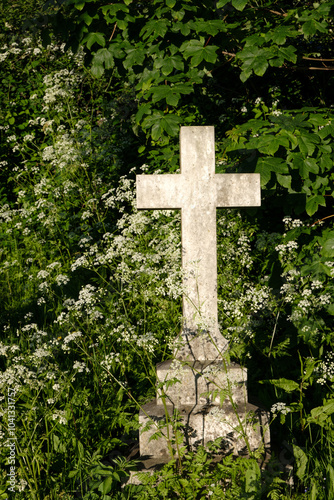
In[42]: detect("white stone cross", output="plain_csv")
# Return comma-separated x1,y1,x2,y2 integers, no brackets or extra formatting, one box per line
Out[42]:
136,126,260,360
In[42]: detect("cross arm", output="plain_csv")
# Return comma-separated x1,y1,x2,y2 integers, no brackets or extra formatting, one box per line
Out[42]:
136,174,185,209
214,173,261,208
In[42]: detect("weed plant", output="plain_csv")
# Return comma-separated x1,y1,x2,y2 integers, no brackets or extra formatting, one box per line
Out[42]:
0,24,333,500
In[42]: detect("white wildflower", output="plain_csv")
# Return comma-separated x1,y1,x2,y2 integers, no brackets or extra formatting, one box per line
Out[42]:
271,402,291,415
52,410,67,425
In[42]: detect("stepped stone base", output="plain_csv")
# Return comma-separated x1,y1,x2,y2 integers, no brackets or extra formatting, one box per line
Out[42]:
139,359,270,460
156,359,247,406
140,400,270,459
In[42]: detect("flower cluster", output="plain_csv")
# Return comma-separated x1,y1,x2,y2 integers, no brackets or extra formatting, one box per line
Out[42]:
271,402,291,416
315,352,334,385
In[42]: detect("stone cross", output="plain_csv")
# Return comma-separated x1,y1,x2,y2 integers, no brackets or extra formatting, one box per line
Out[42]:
136,126,260,361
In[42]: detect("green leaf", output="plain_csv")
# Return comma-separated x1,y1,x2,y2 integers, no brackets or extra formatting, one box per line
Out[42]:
255,157,288,186
318,142,332,154
309,401,334,421
79,11,94,26
74,1,85,10
320,154,332,172
278,45,297,64
312,175,328,190
181,40,218,67
297,134,319,156
149,86,170,103
272,26,291,45
147,84,192,107
109,44,124,59
93,48,114,70
172,21,190,35
91,64,105,78
302,19,328,37
123,48,146,69
253,56,268,76
264,378,299,392
269,55,285,68
136,103,151,124
232,0,248,10
245,460,261,494
189,20,226,37
91,466,114,476
250,135,288,155
91,48,114,78
299,158,319,178
277,174,291,188
68,469,79,478
238,46,272,79
306,195,326,216
216,0,231,7
327,464,334,499
321,236,334,258
112,471,120,482
160,114,181,136
166,93,179,106
318,122,334,139
140,19,169,41
308,114,328,127
254,163,270,187
169,55,184,72
98,476,113,494
101,4,129,16
142,112,180,140
243,33,265,48
240,68,252,82
84,32,106,50
301,260,329,276
292,445,308,481
161,58,174,76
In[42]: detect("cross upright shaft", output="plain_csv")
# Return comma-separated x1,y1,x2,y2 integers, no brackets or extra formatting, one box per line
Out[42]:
136,126,260,360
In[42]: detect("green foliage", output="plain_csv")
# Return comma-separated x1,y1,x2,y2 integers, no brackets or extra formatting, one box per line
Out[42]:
134,443,263,499
0,0,45,34
0,0,333,498
225,106,334,216
39,0,334,143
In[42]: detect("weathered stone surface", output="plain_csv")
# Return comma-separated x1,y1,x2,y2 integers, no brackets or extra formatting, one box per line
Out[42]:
139,400,270,458
156,359,247,406
137,126,260,361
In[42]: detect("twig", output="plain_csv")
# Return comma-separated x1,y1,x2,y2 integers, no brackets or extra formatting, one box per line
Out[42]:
222,50,236,58
291,66,334,71
311,214,334,227
269,311,280,358
307,66,334,71
268,9,288,17
109,22,117,41
303,57,334,62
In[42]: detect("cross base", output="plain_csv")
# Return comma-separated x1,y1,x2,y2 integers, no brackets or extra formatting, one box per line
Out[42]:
139,359,270,460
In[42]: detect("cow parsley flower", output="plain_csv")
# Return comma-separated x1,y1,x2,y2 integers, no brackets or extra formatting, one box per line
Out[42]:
56,274,70,286
73,361,90,373
271,402,291,415
52,410,67,425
